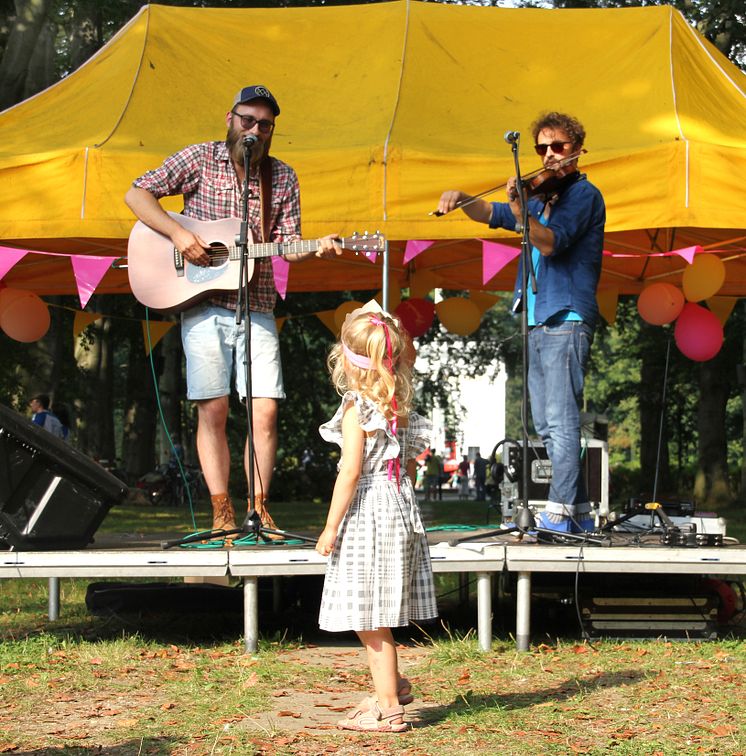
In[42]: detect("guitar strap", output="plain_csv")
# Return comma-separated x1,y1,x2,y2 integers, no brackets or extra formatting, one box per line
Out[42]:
259,156,272,244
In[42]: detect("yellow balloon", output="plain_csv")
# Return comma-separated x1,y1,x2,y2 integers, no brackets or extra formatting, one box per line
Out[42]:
436,298,482,336
333,300,364,332
682,254,725,302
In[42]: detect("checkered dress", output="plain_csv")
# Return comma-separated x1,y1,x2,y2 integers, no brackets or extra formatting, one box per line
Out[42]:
318,391,438,632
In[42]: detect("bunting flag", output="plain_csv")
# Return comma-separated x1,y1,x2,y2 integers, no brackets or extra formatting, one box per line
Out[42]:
409,268,438,298
596,286,619,324
706,295,738,326
469,290,499,313
271,256,290,300
142,320,176,355
275,316,286,334
481,239,520,285
73,310,104,338
70,255,118,309
669,245,702,264
0,246,28,280
403,239,434,264
315,309,338,335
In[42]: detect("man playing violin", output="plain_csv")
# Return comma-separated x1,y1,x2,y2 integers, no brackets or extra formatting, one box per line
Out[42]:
438,111,605,534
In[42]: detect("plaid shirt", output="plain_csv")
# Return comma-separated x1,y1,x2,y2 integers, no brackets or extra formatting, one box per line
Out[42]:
133,141,301,312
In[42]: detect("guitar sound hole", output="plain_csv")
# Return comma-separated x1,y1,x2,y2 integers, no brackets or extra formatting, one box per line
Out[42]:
208,244,229,266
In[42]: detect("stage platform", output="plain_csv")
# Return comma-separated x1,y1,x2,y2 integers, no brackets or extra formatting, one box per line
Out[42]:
2,529,745,652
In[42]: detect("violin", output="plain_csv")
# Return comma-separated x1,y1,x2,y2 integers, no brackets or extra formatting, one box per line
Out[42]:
430,149,587,216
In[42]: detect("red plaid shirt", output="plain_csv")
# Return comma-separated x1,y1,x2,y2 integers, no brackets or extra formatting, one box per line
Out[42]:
133,141,301,312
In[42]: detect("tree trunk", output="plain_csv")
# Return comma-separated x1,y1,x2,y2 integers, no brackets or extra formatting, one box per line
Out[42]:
121,323,159,482
638,328,672,500
694,352,732,508
0,0,51,109
157,322,186,464
23,16,54,98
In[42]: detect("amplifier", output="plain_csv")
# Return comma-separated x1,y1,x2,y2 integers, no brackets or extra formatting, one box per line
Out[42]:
499,439,609,521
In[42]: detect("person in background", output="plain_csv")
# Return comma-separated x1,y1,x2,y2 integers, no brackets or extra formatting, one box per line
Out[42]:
29,394,65,439
473,451,488,501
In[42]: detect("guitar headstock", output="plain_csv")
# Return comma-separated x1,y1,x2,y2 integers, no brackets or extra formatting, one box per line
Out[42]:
341,231,386,253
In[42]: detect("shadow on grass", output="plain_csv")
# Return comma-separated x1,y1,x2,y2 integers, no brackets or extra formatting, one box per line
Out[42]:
410,668,647,727
13,737,183,756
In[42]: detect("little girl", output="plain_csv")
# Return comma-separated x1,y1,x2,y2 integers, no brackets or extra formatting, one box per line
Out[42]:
316,302,437,733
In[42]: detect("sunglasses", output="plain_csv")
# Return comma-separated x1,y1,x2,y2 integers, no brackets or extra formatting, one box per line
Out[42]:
231,111,275,134
534,141,573,156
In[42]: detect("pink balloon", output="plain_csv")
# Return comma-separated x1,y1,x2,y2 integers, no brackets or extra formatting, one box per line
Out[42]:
674,302,723,361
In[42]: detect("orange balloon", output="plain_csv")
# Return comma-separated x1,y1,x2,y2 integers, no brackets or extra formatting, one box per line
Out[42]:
682,254,725,302
637,283,684,325
0,287,30,320
436,298,481,336
0,289,50,342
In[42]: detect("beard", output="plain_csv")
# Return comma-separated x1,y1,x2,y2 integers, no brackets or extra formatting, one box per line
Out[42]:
226,125,269,167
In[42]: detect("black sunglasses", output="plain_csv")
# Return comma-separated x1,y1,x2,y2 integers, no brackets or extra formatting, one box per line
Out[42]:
231,111,275,134
534,141,573,156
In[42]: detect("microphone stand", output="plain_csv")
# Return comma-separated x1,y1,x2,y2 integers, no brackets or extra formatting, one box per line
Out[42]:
163,135,315,548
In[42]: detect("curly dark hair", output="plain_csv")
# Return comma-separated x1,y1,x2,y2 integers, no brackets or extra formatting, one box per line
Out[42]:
530,112,586,149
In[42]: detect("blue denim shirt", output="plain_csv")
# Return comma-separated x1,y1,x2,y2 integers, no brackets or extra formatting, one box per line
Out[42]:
488,174,605,328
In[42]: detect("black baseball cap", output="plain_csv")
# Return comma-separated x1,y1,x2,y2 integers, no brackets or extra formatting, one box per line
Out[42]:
231,85,280,116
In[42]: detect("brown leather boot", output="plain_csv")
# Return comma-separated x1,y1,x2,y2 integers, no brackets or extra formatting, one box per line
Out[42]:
250,494,283,540
211,493,237,535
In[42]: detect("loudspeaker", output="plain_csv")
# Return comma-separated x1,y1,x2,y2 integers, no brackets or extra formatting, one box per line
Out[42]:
0,404,128,550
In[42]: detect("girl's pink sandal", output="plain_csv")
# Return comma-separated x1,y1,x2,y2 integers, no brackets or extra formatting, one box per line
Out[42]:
338,702,408,732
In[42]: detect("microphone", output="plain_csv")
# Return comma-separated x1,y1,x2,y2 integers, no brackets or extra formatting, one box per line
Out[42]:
242,134,258,150
504,130,520,144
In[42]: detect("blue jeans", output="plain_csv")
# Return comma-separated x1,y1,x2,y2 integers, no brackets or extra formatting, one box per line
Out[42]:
528,321,593,511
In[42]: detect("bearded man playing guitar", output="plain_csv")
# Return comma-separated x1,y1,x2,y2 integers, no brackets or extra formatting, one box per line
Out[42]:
125,85,342,538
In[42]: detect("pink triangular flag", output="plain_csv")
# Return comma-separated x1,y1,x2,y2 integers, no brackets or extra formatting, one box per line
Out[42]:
271,256,290,300
668,245,702,264
481,240,521,285
0,246,29,280
70,255,116,308
403,240,434,265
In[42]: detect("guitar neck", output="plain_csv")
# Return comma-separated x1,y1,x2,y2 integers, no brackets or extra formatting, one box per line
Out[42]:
228,239,319,261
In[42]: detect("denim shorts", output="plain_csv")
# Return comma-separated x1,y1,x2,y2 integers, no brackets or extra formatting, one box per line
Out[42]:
181,303,285,401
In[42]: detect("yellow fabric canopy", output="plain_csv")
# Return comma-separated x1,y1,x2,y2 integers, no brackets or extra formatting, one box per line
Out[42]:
0,1,744,297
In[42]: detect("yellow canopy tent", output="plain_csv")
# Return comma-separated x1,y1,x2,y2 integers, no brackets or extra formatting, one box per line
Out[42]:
0,1,744,299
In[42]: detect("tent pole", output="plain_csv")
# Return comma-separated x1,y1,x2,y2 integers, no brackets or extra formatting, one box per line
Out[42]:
382,240,389,312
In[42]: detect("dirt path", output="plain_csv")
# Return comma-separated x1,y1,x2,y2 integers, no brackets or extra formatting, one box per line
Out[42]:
240,643,439,733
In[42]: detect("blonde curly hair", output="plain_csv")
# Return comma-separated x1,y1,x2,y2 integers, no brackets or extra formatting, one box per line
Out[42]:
328,309,414,422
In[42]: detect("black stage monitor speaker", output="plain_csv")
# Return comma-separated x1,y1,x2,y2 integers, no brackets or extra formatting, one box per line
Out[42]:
0,404,129,550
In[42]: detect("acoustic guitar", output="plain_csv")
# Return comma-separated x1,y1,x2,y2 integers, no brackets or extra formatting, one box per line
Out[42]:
127,212,385,313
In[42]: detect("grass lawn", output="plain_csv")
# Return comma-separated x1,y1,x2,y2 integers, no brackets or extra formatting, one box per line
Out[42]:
1,496,744,754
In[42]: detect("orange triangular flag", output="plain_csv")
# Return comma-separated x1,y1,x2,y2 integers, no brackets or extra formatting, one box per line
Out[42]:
315,309,338,335
597,287,619,324
142,320,176,355
73,311,103,338
469,290,500,313
276,316,287,334
706,296,738,326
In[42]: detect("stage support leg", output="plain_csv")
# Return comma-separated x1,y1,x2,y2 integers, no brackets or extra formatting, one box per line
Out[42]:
243,577,259,653
516,571,532,651
48,577,59,620
476,571,492,651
